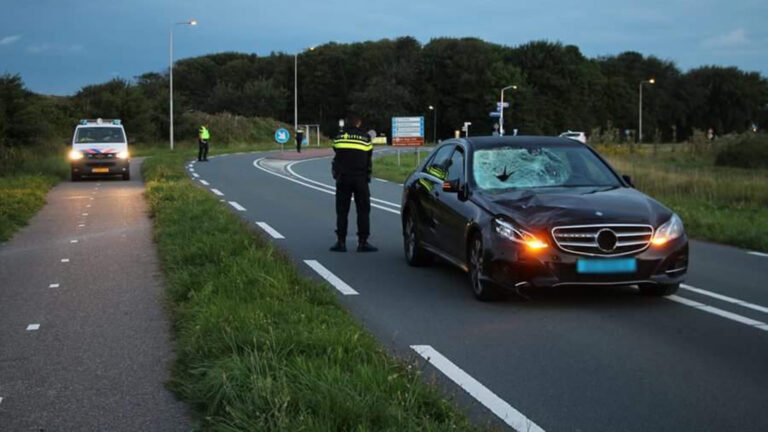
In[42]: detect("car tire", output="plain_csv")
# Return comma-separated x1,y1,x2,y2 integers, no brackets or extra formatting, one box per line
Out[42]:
403,210,432,266
123,171,130,181
639,283,679,296
468,234,499,301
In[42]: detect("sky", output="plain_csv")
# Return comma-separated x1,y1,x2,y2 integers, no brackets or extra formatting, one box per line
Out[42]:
1,0,766,95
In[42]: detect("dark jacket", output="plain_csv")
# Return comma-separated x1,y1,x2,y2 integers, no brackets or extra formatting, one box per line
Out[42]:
332,127,372,179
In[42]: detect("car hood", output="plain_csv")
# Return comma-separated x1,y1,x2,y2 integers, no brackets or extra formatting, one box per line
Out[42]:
474,186,672,229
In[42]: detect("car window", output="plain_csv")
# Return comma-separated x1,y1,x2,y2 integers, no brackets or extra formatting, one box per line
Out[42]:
75,127,126,143
473,145,620,190
446,147,465,183
423,144,454,180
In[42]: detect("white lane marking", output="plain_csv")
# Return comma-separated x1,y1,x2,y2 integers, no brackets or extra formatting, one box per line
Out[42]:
89,197,94,200
86,204,91,208
0,396,3,405
78,224,85,228
189,168,195,172
229,201,247,211
748,251,768,258
256,222,285,239
199,180,210,186
375,178,388,183
26,324,40,331
669,295,768,332
254,159,400,215
411,345,546,432
286,160,401,209
82,213,88,216
303,260,359,295
681,284,768,315
192,173,200,178
211,188,224,196
61,258,69,263
70,240,79,244
49,283,59,288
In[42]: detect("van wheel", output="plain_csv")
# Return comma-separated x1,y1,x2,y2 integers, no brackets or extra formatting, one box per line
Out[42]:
123,171,130,181
71,172,80,182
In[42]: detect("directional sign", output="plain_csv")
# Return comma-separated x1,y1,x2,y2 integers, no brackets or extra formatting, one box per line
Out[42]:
489,112,501,118
392,116,424,146
497,102,510,108
274,128,290,144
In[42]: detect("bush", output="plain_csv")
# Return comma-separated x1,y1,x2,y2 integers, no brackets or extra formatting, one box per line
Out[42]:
715,133,768,169
177,111,295,145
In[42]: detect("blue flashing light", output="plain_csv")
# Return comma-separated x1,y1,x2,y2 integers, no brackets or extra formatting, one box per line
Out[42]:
113,119,121,125
80,120,88,125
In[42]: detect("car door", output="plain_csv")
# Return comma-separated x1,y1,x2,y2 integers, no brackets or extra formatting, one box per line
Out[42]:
432,145,474,261
411,144,455,247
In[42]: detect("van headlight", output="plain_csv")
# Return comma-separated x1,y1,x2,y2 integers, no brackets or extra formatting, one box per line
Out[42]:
652,214,684,246
494,218,548,250
117,151,130,160
69,150,84,160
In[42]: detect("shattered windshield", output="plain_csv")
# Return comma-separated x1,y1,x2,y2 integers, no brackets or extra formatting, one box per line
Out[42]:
472,145,620,190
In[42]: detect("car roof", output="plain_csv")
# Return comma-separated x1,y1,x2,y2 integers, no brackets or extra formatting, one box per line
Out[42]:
462,135,584,150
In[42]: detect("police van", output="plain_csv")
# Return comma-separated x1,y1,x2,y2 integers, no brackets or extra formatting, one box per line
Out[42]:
68,118,131,181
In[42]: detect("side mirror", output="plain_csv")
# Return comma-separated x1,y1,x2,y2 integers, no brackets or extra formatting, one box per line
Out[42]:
442,179,460,193
622,174,634,188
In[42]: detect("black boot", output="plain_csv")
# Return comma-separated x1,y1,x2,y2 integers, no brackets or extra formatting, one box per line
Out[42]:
357,238,378,252
329,238,347,252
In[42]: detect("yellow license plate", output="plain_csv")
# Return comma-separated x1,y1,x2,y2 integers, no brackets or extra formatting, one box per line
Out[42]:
91,167,109,173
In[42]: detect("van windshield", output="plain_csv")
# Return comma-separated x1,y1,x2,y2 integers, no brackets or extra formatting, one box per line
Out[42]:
75,127,126,143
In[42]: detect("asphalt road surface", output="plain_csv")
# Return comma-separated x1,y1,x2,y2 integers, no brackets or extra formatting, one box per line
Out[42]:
0,159,191,431
189,149,768,432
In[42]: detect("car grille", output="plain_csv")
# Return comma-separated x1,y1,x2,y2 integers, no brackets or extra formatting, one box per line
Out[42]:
86,153,115,160
551,224,654,257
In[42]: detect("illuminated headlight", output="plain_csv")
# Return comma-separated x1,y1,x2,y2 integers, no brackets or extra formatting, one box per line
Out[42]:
117,151,130,160
69,150,84,160
652,214,684,246
494,218,548,250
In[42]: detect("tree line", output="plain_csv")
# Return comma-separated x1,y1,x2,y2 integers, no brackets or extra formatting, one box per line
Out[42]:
2,37,767,148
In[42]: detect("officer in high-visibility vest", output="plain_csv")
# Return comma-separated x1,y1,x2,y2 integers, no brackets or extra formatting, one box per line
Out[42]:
198,124,210,162
330,115,377,252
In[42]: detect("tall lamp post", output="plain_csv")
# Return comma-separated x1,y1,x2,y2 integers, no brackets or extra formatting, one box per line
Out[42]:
169,19,197,151
638,78,655,145
294,46,315,137
499,85,518,136
428,105,437,144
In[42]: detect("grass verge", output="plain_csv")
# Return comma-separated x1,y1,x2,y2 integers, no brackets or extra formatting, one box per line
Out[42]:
142,150,482,431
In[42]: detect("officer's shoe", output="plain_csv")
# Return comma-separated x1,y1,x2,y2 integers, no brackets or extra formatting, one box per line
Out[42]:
357,240,378,253
329,240,347,252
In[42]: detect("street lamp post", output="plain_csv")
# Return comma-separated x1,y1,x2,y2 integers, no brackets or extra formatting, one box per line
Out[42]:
499,85,518,136
638,78,655,145
428,105,437,144
294,46,315,138
169,19,197,151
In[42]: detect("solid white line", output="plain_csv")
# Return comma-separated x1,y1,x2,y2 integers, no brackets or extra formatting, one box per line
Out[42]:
210,188,224,196
70,240,78,244
748,251,768,258
61,258,69,263
303,260,359,295
0,396,3,405
192,173,200,178
199,180,210,186
256,222,285,239
49,283,59,288
254,159,400,215
411,345,546,432
668,295,768,332
681,284,768,315
26,324,40,331
375,178,388,182
229,201,246,211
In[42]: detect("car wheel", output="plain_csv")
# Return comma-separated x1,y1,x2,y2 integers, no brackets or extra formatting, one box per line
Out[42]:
468,234,498,301
123,171,130,181
404,210,431,266
639,283,679,296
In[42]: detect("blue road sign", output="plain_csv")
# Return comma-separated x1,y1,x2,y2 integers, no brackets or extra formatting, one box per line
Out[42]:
489,112,501,118
274,128,290,144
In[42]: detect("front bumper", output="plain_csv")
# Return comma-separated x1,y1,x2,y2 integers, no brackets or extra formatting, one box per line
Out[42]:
485,231,688,289
71,159,129,176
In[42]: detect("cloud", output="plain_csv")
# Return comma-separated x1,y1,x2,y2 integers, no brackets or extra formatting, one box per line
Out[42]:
27,43,84,55
0,35,21,45
701,29,749,49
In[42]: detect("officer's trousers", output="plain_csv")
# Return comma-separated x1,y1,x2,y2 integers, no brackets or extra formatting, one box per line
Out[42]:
198,140,209,161
335,175,370,239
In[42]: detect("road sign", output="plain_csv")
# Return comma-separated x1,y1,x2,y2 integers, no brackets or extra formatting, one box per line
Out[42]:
497,102,510,108
489,112,501,118
391,116,424,146
274,128,290,144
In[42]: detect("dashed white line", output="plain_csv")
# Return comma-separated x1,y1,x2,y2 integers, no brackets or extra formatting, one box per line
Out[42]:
748,251,768,258
26,324,40,331
411,345,546,432
86,204,91,208
199,180,210,186
81,213,88,216
256,222,285,239
303,260,359,295
681,284,768,315
70,240,79,244
49,283,60,288
192,173,200,178
211,188,224,196
229,201,246,211
669,295,768,332
189,168,195,172
0,396,3,405
78,224,85,228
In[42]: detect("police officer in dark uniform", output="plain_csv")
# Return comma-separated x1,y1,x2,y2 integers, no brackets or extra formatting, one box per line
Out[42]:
330,115,378,252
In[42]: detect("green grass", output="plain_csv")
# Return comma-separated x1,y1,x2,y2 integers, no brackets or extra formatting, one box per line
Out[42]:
142,151,483,431
372,151,426,183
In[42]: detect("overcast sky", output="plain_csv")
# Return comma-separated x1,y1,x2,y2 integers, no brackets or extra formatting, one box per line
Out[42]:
1,0,766,95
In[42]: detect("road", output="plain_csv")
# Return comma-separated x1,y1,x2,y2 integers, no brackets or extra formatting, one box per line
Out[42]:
190,149,768,432
0,159,191,431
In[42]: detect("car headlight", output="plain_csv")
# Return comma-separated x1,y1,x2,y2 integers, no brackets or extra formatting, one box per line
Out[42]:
494,218,548,250
117,150,130,160
69,150,84,160
652,214,684,246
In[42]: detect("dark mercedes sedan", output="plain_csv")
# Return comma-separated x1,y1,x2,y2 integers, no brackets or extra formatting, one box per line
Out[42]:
401,136,688,301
